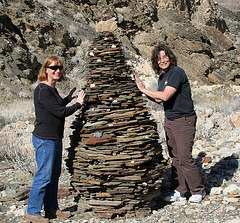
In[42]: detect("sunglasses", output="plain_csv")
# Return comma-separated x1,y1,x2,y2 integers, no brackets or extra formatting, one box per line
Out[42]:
46,66,63,70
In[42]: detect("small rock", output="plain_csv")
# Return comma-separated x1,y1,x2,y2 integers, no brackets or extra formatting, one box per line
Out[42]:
223,197,239,203
13,208,25,216
10,205,16,211
223,184,240,196
225,205,236,211
210,187,223,195
225,218,240,223
202,156,212,163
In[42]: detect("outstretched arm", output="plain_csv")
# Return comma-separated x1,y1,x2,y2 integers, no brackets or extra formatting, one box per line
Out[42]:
135,74,177,102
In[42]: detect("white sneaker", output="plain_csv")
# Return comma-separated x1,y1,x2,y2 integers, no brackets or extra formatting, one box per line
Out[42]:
189,191,206,203
163,190,186,202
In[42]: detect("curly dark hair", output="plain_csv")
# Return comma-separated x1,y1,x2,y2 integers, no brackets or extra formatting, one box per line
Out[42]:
151,44,177,75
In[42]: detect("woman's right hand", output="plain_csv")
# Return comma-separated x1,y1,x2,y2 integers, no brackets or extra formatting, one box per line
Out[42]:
135,74,146,92
76,90,86,105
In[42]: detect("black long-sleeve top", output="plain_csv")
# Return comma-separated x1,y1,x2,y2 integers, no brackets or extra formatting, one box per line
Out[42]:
33,83,81,139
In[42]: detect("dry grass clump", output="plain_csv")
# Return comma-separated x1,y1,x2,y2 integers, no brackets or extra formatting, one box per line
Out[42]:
192,85,240,140
0,99,36,173
0,99,34,127
192,84,239,112
0,120,36,173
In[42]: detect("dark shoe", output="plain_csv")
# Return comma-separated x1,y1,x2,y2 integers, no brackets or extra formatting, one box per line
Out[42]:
45,209,71,219
26,213,49,223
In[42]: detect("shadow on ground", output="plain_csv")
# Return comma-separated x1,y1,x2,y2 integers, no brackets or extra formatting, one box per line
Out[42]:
151,152,239,211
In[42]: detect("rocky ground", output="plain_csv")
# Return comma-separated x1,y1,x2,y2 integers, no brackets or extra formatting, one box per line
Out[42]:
0,138,240,223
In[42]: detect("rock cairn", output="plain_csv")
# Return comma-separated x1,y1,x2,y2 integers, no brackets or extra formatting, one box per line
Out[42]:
66,32,166,218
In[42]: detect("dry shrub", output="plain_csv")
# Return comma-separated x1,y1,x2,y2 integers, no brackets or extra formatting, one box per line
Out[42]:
0,99,34,126
0,99,36,173
192,85,239,112
0,121,36,173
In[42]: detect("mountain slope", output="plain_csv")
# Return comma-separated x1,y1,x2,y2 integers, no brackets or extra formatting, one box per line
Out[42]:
0,0,239,103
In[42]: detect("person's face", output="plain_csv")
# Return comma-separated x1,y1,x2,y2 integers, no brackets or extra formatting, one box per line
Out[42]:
45,61,63,82
158,50,170,72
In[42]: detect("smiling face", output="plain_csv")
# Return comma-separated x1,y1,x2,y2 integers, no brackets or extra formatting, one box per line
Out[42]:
45,61,63,83
158,50,171,72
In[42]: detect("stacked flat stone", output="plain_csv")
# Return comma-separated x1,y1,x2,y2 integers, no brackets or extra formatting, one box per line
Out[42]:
67,32,165,218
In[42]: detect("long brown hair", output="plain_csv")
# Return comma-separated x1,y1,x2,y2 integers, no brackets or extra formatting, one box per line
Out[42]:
38,56,65,82
151,44,177,75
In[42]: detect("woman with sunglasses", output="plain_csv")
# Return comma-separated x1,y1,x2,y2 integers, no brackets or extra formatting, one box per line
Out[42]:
26,56,85,223
135,44,205,204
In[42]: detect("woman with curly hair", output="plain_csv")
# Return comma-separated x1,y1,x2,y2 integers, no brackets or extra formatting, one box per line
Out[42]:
135,44,205,203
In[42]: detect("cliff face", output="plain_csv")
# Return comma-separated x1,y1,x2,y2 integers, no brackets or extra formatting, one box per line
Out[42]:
0,0,239,103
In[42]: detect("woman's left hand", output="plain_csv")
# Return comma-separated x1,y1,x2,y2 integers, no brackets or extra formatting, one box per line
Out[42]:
76,90,86,105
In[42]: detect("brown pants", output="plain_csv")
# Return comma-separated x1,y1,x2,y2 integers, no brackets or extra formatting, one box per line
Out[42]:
164,115,205,196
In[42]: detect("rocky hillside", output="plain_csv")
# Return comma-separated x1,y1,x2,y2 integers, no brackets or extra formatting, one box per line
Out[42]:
0,0,239,104
215,0,240,15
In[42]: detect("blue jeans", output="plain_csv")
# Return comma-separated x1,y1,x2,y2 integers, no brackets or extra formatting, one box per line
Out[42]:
27,134,63,215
